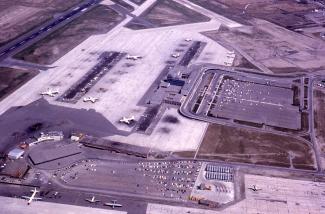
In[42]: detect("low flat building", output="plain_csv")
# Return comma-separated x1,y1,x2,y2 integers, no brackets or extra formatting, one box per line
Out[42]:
37,131,64,142
70,132,84,142
0,159,29,178
8,148,24,160
164,94,185,106
29,143,82,165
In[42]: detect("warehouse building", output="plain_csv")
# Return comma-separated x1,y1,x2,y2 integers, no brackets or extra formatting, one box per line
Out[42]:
7,148,24,160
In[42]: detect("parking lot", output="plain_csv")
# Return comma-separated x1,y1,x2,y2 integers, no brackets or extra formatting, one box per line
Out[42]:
211,76,301,130
56,160,201,202
186,69,303,130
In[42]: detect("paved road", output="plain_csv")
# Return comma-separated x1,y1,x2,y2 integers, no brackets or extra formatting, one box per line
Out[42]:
0,0,101,62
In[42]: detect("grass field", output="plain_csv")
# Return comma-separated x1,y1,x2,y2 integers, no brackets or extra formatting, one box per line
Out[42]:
196,124,316,170
0,0,83,46
126,0,210,30
314,89,325,155
15,5,124,65
0,67,38,101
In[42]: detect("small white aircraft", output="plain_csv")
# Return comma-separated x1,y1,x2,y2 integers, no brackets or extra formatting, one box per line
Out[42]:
40,88,59,97
185,38,192,42
85,196,100,203
83,96,99,103
119,116,135,125
104,200,123,209
171,53,181,58
22,188,42,205
126,55,142,60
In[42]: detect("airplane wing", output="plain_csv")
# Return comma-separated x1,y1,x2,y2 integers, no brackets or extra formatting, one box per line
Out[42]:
86,199,100,203
33,197,42,201
21,196,31,200
105,203,122,207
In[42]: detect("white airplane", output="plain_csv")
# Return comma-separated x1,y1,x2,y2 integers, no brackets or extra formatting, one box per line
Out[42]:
242,3,250,14
104,200,123,209
119,116,135,124
126,55,142,60
83,96,99,103
185,38,192,42
40,88,59,97
85,196,100,203
22,188,42,205
171,53,180,58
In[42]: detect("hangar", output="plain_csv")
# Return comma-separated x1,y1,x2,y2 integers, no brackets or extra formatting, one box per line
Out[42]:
29,144,82,165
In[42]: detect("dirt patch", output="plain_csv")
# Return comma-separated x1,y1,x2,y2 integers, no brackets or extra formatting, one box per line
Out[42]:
232,54,259,70
0,0,83,46
174,151,195,158
197,124,316,170
126,0,210,30
202,21,325,73
129,0,147,5
0,67,38,101
189,0,318,29
111,0,134,11
314,89,325,154
15,5,124,65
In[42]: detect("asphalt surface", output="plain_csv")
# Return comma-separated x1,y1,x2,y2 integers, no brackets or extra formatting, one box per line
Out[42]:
0,182,147,214
0,98,124,153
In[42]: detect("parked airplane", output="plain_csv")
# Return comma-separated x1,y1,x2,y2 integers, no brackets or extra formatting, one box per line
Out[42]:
126,55,142,60
242,3,250,14
83,96,99,103
248,185,262,192
171,53,181,58
22,188,42,205
40,88,59,97
104,200,123,209
119,116,135,124
185,38,192,42
85,196,100,203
